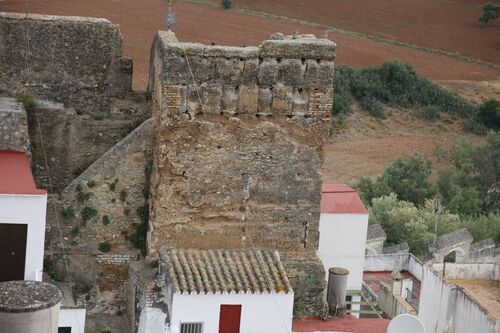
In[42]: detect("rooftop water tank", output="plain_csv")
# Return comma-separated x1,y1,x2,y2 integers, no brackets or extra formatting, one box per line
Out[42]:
327,267,349,317
0,280,62,333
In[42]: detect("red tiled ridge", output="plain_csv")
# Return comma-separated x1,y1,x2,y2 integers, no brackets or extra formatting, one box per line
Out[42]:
321,184,368,214
0,150,46,195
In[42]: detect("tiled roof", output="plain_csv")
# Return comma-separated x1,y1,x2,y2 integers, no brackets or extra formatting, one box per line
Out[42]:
162,248,292,294
0,150,46,195
321,184,368,214
366,224,387,241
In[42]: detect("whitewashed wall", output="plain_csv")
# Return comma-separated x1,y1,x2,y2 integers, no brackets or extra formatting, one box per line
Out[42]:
432,262,497,280
0,194,47,281
169,292,294,333
58,308,86,333
419,265,499,333
318,213,368,291
363,253,423,282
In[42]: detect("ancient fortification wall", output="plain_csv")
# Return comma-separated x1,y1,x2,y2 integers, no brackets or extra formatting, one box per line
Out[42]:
0,97,30,154
0,12,132,115
148,31,335,316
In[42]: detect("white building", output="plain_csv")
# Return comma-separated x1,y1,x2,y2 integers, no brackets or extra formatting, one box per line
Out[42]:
0,150,47,282
318,184,369,317
154,248,294,333
0,150,86,333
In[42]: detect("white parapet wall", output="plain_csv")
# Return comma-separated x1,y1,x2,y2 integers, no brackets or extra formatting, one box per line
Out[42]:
418,263,499,333
364,253,423,281
58,308,86,333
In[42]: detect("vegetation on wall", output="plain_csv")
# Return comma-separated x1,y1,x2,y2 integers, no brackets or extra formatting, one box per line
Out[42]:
127,161,153,257
17,94,36,112
98,241,111,253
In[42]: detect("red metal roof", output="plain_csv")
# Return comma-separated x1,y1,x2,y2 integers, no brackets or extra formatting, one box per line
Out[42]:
293,316,389,333
0,151,46,195
321,184,368,214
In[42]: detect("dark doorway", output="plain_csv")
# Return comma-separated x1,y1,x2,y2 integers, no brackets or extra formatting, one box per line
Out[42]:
58,328,72,333
0,224,27,282
218,305,241,333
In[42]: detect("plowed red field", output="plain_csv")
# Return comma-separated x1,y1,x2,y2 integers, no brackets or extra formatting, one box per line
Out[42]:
1,0,498,90
219,0,500,65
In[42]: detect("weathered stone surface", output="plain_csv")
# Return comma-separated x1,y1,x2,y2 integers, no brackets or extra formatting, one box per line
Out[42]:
0,97,30,155
148,32,334,317
0,12,132,115
28,95,149,191
260,37,336,60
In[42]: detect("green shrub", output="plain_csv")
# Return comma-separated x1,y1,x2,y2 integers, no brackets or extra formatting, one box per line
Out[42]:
81,206,98,222
17,94,36,113
423,105,440,120
362,96,385,118
98,242,111,253
76,184,83,192
127,205,149,256
332,94,351,121
87,180,96,188
119,190,128,202
479,3,500,26
102,215,110,225
111,198,116,203
43,258,65,282
70,226,80,237
333,61,476,124
124,208,130,216
109,179,118,192
221,0,232,9
77,191,92,203
477,99,500,129
61,207,75,220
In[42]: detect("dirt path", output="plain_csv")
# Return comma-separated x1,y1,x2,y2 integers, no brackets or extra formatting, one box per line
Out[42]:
1,0,498,90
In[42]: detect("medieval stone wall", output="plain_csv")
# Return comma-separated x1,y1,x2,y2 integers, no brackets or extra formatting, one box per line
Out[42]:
0,97,30,154
0,12,132,115
148,32,335,316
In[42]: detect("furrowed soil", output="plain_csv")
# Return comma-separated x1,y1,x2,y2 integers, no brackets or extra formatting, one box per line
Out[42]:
205,0,500,65
1,0,498,90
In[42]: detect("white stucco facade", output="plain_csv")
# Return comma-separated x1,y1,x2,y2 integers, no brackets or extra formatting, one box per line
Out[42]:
165,292,294,333
0,194,47,281
419,264,499,333
58,308,86,333
318,213,369,291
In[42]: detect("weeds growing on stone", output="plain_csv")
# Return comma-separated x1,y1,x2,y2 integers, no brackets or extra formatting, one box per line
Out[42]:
81,206,98,223
98,241,111,253
61,207,75,220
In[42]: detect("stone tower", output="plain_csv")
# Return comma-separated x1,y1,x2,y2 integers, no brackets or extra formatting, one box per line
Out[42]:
148,31,335,316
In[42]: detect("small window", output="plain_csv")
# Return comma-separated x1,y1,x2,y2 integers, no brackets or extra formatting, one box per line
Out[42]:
58,328,72,333
180,322,203,333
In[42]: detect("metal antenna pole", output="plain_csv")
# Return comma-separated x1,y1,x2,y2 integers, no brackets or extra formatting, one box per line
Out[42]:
167,0,176,31
432,200,440,261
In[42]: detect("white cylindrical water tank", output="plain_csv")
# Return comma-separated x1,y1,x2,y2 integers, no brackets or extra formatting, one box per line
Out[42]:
0,280,62,333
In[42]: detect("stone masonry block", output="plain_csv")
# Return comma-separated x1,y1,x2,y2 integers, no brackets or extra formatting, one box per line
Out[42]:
200,82,222,114
258,58,278,86
240,58,259,85
278,59,304,86
272,83,294,114
258,87,273,114
238,85,259,114
292,88,309,114
260,38,336,60
221,85,239,114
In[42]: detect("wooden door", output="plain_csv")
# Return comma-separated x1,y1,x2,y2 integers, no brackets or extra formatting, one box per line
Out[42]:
218,305,242,333
0,224,27,282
